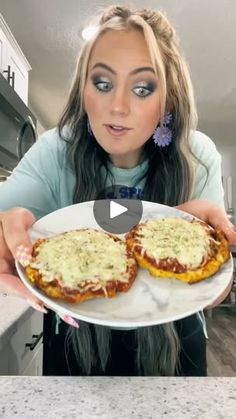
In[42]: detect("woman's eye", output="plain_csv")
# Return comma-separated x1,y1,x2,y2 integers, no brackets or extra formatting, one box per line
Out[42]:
94,81,112,92
133,86,152,97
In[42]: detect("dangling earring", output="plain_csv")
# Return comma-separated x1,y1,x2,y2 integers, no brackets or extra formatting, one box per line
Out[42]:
87,117,93,136
153,112,173,147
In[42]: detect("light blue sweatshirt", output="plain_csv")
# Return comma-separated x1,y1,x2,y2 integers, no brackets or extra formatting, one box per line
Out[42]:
0,128,224,216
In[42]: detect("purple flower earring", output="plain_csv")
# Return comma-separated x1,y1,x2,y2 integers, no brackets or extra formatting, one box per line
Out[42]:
153,112,173,147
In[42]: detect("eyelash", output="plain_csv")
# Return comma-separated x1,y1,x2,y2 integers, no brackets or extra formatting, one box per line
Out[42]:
94,81,112,93
93,80,155,98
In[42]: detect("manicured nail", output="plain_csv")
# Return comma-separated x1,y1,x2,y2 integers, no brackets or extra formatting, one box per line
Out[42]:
61,314,79,328
16,246,32,267
27,299,48,314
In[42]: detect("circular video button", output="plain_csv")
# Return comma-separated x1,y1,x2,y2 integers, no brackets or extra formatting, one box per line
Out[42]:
93,185,143,234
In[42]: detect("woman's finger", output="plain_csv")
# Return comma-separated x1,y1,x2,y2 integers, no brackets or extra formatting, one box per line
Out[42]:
0,258,14,274
15,248,77,323
1,208,35,257
222,226,236,244
0,272,48,313
206,276,233,309
212,216,236,244
14,246,49,313
26,298,48,314
57,312,79,328
0,222,12,262
201,206,236,244
15,245,33,267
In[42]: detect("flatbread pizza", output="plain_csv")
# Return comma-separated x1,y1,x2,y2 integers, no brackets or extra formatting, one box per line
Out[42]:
25,229,137,303
125,217,230,283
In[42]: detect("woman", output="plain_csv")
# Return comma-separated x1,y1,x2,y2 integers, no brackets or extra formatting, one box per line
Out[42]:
0,5,235,376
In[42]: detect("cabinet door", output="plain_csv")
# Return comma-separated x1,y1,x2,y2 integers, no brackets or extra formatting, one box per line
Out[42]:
22,340,43,376
0,30,4,71
0,344,9,375
8,311,43,375
0,27,8,74
6,43,29,105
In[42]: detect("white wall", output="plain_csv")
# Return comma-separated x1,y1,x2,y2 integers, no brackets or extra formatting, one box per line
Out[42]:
36,119,46,136
29,103,46,136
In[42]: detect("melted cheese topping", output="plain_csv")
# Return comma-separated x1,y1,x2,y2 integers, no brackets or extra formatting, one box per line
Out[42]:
31,230,129,288
138,218,212,269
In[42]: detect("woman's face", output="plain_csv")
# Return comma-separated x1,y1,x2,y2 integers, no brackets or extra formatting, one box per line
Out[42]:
84,29,161,168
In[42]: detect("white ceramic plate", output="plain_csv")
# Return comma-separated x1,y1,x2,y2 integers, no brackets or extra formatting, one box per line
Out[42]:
16,201,233,327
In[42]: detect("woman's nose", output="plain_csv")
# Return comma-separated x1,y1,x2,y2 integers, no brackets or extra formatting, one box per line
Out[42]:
110,89,130,116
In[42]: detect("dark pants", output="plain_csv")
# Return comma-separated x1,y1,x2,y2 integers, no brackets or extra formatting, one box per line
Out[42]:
43,311,207,376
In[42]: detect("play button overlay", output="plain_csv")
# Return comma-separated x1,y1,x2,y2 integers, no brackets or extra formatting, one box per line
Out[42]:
110,201,128,219
93,185,143,234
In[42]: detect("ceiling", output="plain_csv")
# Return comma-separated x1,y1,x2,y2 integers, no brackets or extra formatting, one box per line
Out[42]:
0,0,236,144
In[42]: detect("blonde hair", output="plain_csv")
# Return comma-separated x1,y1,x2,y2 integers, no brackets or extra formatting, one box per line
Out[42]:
59,5,202,376
61,4,198,202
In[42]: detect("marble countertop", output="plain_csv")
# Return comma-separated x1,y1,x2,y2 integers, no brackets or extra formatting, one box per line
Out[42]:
0,376,235,418
0,295,33,351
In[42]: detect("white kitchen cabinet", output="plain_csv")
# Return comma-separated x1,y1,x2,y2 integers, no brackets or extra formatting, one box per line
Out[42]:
0,14,31,104
5,42,29,104
0,26,7,72
22,341,43,376
0,344,9,374
0,310,43,376
0,35,3,69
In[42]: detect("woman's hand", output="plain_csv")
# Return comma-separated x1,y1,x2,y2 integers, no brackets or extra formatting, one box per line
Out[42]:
0,208,47,312
177,199,235,308
206,277,233,309
0,208,79,327
176,199,236,244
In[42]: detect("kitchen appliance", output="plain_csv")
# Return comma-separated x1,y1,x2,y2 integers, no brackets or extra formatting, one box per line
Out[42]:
0,72,37,181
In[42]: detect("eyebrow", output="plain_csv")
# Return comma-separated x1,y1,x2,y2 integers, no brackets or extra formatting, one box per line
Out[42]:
90,62,155,76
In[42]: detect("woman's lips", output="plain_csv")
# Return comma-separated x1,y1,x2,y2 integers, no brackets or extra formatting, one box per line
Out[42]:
104,124,131,137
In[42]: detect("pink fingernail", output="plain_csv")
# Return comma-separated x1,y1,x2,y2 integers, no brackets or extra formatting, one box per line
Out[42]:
17,244,24,251
62,314,79,328
16,245,32,267
27,299,48,314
